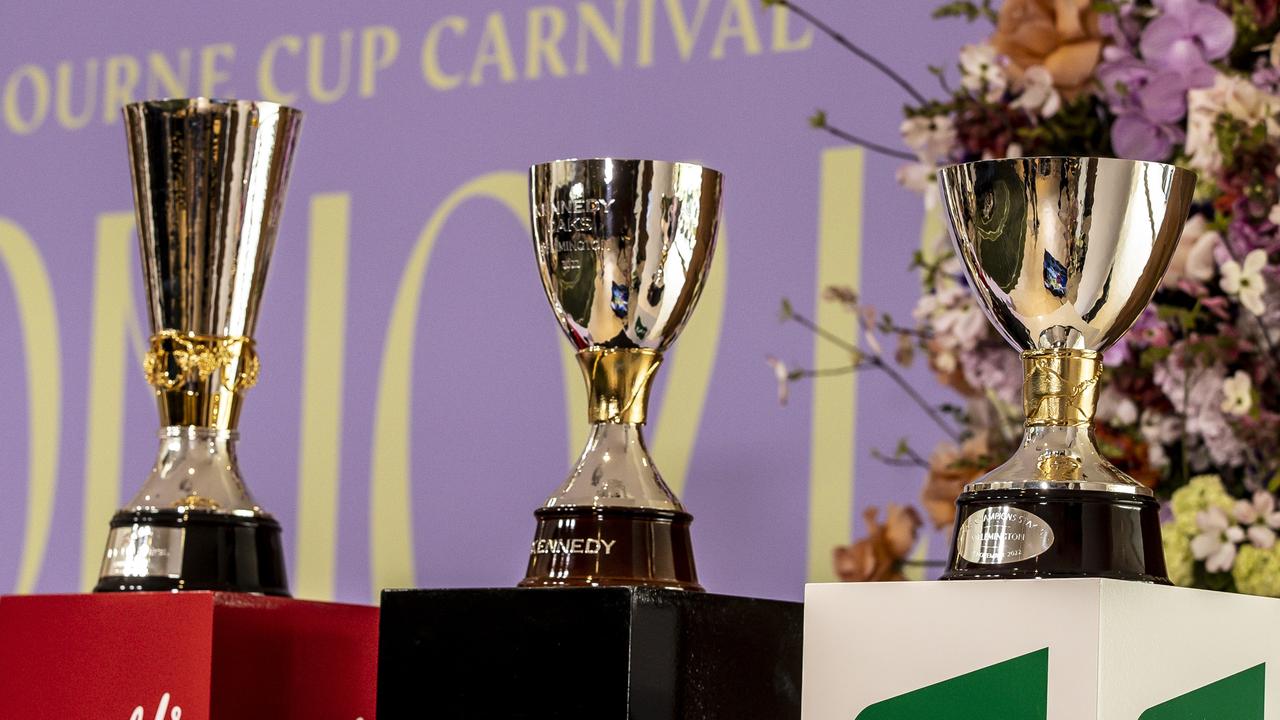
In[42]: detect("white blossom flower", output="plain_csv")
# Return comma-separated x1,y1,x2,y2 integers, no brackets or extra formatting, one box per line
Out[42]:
1187,75,1280,174
895,163,939,211
1271,204,1280,226
1191,506,1245,573
1010,65,1061,117
959,43,1007,102
1234,491,1280,549
1164,215,1220,287
1220,249,1268,315
1097,386,1139,426
899,115,956,164
1221,370,1253,416
766,356,790,406
860,306,882,357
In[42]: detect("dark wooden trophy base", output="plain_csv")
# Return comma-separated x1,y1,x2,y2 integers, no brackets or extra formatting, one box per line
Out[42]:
941,487,1169,583
520,506,702,590
94,509,290,595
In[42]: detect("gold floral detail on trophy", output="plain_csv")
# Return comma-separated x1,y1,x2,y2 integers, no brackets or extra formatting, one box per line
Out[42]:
578,347,663,424
1037,454,1083,482
143,330,260,393
1022,348,1101,426
174,494,221,511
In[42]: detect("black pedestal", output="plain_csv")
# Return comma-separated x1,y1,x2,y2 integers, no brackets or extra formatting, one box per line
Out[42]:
94,509,290,595
942,488,1169,583
377,587,802,719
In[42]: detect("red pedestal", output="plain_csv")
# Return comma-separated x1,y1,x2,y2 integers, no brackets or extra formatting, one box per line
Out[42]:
0,592,377,719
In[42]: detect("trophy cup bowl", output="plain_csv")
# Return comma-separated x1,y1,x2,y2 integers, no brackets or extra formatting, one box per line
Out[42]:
522,158,723,589
936,156,1195,582
95,98,301,594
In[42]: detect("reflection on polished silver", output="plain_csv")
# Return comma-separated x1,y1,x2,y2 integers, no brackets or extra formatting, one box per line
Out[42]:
938,157,1195,494
121,427,260,515
127,97,301,431
530,158,722,510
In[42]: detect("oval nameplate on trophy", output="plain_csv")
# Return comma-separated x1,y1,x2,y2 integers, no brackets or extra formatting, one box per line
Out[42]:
956,506,1054,565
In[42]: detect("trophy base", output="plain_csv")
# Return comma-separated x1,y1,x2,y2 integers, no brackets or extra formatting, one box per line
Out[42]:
941,488,1169,583
94,509,290,595
519,506,702,591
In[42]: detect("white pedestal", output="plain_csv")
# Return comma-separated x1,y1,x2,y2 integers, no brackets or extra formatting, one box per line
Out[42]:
803,579,1276,719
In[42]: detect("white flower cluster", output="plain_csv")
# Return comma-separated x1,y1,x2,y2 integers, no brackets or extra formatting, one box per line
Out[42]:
1192,491,1280,572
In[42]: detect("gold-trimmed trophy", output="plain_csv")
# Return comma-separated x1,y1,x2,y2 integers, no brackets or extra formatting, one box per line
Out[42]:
522,158,722,589
95,98,301,594
937,156,1195,582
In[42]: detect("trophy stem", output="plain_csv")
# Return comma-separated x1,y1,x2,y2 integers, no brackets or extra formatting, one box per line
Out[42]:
95,427,288,595
520,348,701,590
941,349,1169,583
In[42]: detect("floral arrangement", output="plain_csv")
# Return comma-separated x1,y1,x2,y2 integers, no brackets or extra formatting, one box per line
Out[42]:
769,0,1280,591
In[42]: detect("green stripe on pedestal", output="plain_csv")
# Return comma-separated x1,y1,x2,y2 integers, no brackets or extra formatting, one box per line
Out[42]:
855,648,1048,719
1140,664,1264,719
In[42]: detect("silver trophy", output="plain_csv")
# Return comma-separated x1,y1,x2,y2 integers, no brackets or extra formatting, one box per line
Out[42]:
95,98,301,594
937,156,1195,581
522,158,723,589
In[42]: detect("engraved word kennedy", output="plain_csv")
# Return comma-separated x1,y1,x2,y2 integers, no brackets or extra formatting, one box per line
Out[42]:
530,537,616,555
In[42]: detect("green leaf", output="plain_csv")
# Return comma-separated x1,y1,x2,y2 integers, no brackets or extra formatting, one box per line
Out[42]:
931,1,983,21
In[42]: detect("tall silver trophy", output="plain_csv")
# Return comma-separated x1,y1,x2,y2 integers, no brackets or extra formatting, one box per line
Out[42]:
523,158,722,589
95,98,301,594
937,156,1195,581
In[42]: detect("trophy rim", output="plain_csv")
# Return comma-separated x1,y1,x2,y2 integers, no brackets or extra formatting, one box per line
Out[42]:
123,96,303,119
939,155,1196,184
529,157,723,179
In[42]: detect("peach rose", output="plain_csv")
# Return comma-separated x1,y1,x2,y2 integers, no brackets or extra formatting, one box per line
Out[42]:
990,0,1103,99
921,435,992,529
834,505,922,582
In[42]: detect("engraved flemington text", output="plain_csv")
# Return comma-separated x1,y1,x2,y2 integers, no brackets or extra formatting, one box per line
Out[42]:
956,506,1054,565
529,537,617,556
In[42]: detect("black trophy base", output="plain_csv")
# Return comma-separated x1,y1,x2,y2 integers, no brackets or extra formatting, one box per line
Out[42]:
942,487,1169,583
520,506,701,590
377,587,802,719
93,509,290,596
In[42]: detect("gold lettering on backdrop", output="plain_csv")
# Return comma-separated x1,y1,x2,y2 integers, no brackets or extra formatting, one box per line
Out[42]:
360,26,400,98
294,194,351,601
370,172,527,598
307,30,354,104
422,16,468,90
665,0,713,61
101,55,139,124
55,59,97,131
1,2,817,137
259,35,302,104
806,147,863,583
3,65,50,135
469,12,517,85
0,217,62,594
709,0,761,59
79,212,146,590
770,5,812,53
200,43,235,97
525,6,569,80
576,0,625,73
146,49,191,98
636,0,655,66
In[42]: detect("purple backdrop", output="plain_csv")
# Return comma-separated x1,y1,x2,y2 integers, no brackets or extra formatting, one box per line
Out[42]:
0,0,983,602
